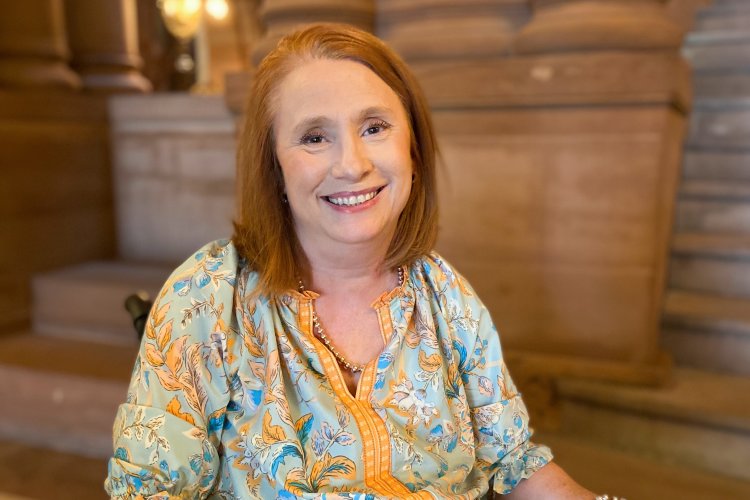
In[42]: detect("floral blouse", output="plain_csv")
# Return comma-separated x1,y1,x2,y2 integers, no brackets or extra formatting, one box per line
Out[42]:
105,240,552,499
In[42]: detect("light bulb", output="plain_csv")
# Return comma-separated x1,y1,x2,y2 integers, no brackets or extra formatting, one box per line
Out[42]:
205,0,229,20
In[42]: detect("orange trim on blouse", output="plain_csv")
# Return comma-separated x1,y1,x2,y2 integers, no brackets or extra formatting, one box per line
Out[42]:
301,300,423,498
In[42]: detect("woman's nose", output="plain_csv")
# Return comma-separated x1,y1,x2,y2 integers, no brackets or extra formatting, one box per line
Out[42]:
331,132,372,180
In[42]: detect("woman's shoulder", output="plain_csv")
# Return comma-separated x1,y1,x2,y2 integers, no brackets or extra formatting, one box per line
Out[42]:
411,251,478,300
163,239,243,299
143,239,250,347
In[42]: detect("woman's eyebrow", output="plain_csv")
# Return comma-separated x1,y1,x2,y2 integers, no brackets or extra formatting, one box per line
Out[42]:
357,106,393,121
292,115,333,135
291,106,395,136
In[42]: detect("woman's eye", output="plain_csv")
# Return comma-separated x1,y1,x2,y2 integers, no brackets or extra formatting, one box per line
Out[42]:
300,132,326,145
364,121,391,136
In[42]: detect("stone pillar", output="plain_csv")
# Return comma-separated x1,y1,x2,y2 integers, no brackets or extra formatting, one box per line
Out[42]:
378,0,530,63
388,0,691,395
64,0,151,92
0,0,80,88
251,0,375,65
514,0,683,53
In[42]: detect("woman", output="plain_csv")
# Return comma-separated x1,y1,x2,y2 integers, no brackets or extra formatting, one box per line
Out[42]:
105,24,597,499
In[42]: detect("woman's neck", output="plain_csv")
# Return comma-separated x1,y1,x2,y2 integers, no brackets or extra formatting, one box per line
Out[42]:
299,240,395,298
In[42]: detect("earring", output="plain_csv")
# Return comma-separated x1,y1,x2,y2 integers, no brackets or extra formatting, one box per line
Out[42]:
282,194,288,204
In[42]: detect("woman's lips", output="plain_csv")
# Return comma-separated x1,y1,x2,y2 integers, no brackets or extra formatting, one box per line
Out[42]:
322,185,385,208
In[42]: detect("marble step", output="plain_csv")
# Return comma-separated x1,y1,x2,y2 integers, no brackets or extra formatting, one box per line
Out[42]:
0,333,136,459
672,232,750,260
536,432,750,500
684,33,750,72
0,440,107,500
683,150,750,182
663,289,750,336
693,73,750,101
675,199,750,233
687,102,750,150
686,102,750,151
32,260,171,345
669,254,750,297
662,290,750,376
557,369,750,482
679,179,750,201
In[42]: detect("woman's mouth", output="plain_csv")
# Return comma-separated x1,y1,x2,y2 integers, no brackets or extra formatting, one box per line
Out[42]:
323,186,385,207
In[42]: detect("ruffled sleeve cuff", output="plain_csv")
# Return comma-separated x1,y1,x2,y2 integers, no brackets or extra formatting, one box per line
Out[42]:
471,397,554,495
105,403,218,499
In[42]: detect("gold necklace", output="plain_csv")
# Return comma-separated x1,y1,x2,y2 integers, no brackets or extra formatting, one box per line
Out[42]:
298,267,404,372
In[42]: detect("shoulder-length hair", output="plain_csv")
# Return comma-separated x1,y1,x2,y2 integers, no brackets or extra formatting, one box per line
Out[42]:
232,23,439,295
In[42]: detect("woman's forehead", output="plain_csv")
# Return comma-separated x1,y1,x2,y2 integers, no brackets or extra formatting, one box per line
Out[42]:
272,58,406,124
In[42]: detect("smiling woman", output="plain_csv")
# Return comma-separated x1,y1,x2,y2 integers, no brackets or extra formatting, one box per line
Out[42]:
104,24,594,499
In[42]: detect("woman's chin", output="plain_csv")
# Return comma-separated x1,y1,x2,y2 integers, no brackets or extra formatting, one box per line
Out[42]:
324,224,394,248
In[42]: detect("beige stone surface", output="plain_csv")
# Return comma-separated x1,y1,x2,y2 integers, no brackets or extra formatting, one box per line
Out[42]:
539,431,750,500
32,261,171,345
676,199,750,233
669,254,750,297
413,52,691,110
671,232,750,259
515,0,684,54
664,290,750,336
0,334,135,459
378,0,530,61
433,106,683,365
109,94,237,263
558,370,750,481
662,289,750,375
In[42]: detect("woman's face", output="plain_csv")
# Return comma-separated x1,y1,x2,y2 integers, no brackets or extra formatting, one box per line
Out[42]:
273,58,413,258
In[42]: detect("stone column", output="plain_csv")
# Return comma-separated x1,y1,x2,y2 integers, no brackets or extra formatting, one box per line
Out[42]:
387,0,691,397
0,0,80,88
64,0,151,92
378,0,530,63
251,0,375,65
514,0,683,53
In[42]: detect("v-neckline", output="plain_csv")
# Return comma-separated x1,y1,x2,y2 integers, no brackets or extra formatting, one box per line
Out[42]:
303,298,382,401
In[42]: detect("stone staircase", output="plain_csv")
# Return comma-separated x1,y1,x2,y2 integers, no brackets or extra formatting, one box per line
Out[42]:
32,261,168,346
0,261,171,459
661,1,750,377
556,369,750,482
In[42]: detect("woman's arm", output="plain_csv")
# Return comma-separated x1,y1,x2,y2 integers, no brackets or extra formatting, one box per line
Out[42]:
500,462,594,499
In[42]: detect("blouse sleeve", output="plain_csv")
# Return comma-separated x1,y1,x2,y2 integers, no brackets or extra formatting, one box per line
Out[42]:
105,241,239,499
454,281,553,495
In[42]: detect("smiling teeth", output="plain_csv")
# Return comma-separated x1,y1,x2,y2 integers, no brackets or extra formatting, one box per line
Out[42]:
328,190,377,206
